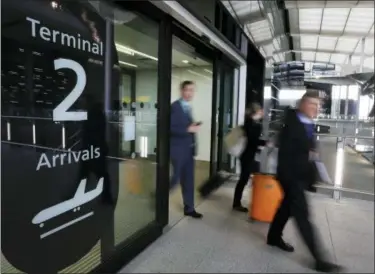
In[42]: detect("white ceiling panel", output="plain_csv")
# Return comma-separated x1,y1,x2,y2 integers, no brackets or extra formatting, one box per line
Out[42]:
301,51,315,60
321,8,350,32
287,0,374,8
272,37,281,51
300,36,318,48
247,20,273,42
354,38,374,55
299,9,323,31
364,57,374,69
263,44,274,57
350,56,361,66
259,46,266,57
317,37,337,50
330,53,347,64
344,8,374,33
233,0,261,17
295,1,326,8
335,37,359,52
325,1,358,8
315,52,331,63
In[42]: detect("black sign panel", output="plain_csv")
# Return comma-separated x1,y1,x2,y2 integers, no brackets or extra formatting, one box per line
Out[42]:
1,0,119,272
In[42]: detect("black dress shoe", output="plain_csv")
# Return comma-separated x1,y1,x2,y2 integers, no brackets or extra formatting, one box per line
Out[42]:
315,261,343,273
267,239,295,252
233,205,248,212
184,210,203,219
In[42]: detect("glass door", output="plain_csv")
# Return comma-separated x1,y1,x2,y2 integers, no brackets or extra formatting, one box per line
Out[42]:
218,63,234,172
212,59,235,173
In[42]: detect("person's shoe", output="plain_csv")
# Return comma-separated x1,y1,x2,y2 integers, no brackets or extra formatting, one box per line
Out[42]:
267,239,295,252
232,205,248,212
315,261,343,273
184,210,203,219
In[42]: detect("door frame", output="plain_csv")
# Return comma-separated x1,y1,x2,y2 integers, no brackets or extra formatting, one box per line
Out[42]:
119,67,136,156
93,1,171,273
171,19,216,175
210,54,238,174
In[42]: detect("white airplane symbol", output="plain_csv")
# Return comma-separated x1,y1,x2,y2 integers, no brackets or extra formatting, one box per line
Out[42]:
32,177,104,225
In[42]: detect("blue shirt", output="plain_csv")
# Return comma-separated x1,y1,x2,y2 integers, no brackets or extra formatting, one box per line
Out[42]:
179,98,191,117
297,112,314,139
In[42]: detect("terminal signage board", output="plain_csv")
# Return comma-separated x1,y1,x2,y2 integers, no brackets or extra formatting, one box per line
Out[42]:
1,0,120,272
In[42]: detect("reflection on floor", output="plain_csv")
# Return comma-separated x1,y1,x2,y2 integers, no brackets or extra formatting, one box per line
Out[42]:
318,138,375,199
169,160,211,227
120,185,375,273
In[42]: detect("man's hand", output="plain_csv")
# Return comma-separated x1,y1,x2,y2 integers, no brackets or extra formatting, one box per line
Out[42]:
187,124,201,133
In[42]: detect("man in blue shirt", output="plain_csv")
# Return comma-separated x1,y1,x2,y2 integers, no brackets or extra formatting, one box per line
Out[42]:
170,80,202,218
267,91,342,272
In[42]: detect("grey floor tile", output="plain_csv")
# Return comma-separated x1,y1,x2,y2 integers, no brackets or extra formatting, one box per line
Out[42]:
337,253,375,273
330,227,374,259
119,188,375,274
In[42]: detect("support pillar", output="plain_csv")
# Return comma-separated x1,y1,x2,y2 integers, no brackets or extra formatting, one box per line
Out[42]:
360,37,365,73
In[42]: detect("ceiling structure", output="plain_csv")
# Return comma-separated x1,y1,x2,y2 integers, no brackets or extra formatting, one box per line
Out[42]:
222,0,374,75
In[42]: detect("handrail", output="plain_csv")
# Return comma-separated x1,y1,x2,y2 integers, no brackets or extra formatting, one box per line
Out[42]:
315,133,374,140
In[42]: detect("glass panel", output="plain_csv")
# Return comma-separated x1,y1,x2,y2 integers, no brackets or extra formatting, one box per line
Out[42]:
111,6,159,246
219,66,234,171
119,73,132,154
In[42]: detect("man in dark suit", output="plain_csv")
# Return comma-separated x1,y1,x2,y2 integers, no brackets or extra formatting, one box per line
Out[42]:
267,91,341,272
170,80,202,219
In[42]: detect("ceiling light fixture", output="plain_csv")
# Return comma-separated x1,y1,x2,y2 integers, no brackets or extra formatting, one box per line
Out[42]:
115,43,158,61
182,60,189,64
204,69,212,74
119,61,137,68
187,70,211,81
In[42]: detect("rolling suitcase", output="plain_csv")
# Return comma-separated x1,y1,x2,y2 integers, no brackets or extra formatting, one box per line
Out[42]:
249,174,283,222
249,147,283,223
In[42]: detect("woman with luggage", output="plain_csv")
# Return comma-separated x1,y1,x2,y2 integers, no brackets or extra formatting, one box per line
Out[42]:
233,103,267,212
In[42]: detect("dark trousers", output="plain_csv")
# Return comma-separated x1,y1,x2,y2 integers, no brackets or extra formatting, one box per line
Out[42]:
267,181,323,262
233,156,253,207
170,153,195,213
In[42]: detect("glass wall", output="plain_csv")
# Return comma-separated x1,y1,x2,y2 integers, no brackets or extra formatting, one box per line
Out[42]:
111,6,159,247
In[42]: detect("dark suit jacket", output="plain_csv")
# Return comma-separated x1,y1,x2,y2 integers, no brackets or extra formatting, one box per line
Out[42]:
170,100,196,158
276,108,317,190
240,117,266,163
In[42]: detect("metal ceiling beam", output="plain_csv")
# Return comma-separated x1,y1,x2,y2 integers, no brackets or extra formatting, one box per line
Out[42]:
285,0,374,9
274,48,373,57
276,0,295,61
256,30,374,46
238,11,266,25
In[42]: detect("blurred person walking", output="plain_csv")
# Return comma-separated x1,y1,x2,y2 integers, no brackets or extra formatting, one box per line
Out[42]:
267,91,342,272
233,103,267,212
170,80,203,219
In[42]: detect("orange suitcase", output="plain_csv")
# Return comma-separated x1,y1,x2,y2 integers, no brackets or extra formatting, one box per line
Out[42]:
249,174,283,223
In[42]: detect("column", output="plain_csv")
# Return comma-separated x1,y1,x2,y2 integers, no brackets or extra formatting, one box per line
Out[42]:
360,37,365,73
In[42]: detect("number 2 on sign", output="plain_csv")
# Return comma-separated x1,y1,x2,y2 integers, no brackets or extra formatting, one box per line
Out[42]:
53,58,87,121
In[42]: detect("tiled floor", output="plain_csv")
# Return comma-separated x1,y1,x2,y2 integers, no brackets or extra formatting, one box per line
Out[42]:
120,186,374,273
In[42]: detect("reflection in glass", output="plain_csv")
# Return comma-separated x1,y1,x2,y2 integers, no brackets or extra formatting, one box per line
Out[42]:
112,6,159,246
